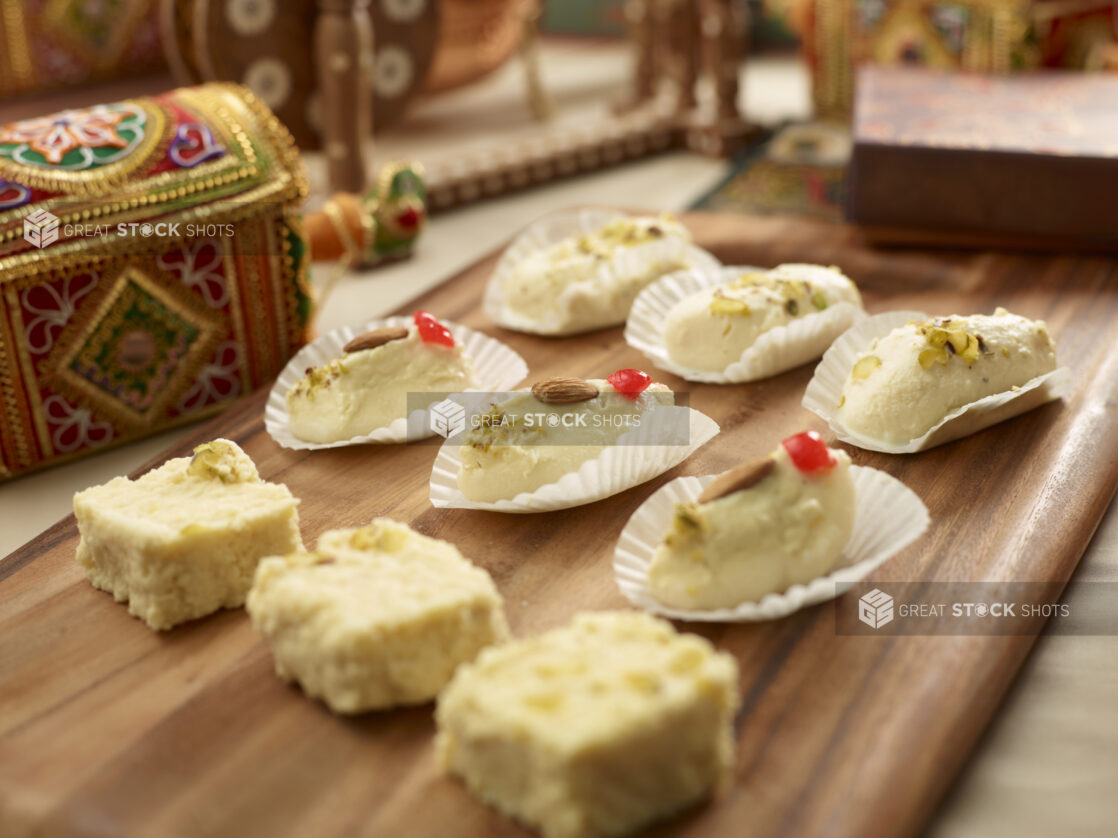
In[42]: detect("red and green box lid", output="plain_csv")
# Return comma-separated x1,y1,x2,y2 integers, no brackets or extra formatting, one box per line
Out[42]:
0,82,307,272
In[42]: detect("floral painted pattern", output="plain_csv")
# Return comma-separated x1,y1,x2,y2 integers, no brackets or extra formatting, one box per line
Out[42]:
0,104,147,170
157,240,228,308
21,272,99,354
168,123,225,168
178,342,242,413
43,394,113,453
0,178,31,209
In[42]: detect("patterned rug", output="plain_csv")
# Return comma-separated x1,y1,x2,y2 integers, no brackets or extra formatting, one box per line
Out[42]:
691,130,847,221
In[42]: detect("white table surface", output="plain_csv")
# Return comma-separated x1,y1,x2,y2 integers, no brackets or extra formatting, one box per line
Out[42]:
1,42,1115,838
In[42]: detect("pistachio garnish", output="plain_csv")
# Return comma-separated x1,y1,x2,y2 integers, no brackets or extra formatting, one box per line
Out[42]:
733,271,767,286
946,328,970,354
343,326,409,354
852,355,882,379
574,216,675,254
919,347,948,369
926,329,949,349
709,296,751,316
664,503,704,547
785,299,799,315
920,320,982,367
531,376,600,404
958,336,980,365
187,440,257,483
697,457,776,503
812,290,828,310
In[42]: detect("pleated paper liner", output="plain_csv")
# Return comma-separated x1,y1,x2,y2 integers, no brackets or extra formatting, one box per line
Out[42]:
483,208,721,336
625,265,866,383
429,407,720,513
265,317,529,450
802,310,1074,454
613,465,929,622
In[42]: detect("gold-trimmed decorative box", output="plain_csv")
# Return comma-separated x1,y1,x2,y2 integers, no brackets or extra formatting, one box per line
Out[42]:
0,83,312,481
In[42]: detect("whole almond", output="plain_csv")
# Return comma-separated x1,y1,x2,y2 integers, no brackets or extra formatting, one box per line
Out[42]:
531,377,600,404
698,458,775,503
343,326,409,353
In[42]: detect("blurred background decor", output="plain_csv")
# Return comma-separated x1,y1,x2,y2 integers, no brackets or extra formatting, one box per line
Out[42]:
692,122,847,220
0,0,164,98
426,0,535,93
801,0,1118,121
160,0,441,146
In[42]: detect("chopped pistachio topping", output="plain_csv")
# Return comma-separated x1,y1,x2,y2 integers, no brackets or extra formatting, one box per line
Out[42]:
710,294,752,316
918,347,949,369
571,215,676,258
291,359,348,399
663,502,706,550
729,271,769,289
722,270,821,317
917,318,990,368
852,355,882,379
464,403,544,452
187,440,257,483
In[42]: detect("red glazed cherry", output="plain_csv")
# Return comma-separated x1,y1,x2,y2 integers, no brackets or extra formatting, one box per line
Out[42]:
413,310,454,347
606,368,652,399
781,431,837,474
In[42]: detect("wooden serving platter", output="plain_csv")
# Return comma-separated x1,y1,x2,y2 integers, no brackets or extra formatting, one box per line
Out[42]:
2,211,1117,838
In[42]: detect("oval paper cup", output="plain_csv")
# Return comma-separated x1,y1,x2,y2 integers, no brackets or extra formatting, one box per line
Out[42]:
613,465,929,622
484,208,721,336
802,310,1074,454
265,317,529,450
429,407,720,513
625,266,866,383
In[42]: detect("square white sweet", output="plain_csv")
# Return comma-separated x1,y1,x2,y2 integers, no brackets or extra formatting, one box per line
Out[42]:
435,611,740,838
73,439,302,631
246,518,509,714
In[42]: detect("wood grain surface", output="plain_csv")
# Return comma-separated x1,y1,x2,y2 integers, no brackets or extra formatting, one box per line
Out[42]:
2,211,1117,838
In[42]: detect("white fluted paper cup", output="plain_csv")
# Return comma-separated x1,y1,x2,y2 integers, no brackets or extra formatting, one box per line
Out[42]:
802,310,1073,454
625,266,866,383
613,464,929,622
429,407,720,512
265,317,529,450
484,208,721,336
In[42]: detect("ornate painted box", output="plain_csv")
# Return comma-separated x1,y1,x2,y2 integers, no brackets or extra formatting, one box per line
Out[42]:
0,83,312,481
